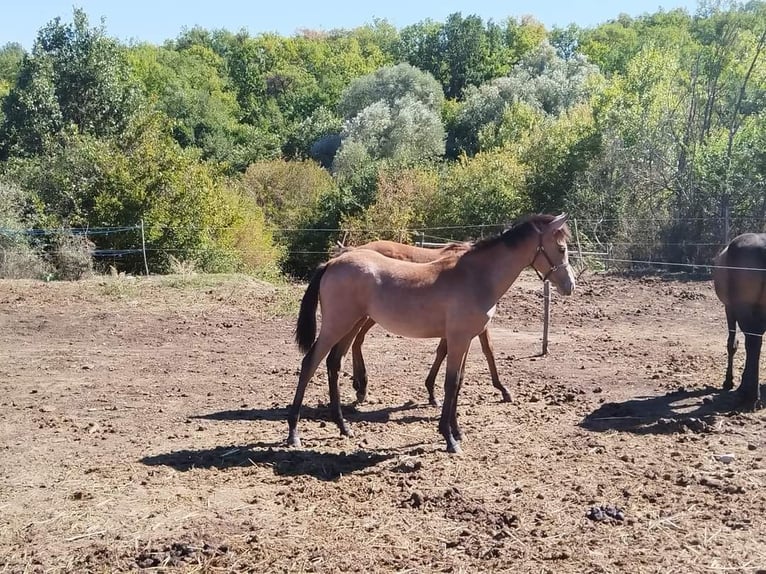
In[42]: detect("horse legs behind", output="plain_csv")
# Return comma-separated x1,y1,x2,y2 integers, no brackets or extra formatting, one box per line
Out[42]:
723,306,738,391
478,330,512,402
424,339,448,407
326,325,368,436
736,308,765,410
350,317,376,403
424,330,511,406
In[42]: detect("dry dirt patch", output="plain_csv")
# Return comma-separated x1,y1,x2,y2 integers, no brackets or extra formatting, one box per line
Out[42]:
1,272,765,573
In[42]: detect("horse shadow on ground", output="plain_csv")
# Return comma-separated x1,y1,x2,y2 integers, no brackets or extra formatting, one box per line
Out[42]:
194,400,431,426
140,441,394,480
580,384,762,435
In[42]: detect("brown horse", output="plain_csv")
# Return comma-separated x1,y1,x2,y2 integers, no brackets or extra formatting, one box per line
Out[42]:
713,233,766,409
289,213,575,453
341,240,512,405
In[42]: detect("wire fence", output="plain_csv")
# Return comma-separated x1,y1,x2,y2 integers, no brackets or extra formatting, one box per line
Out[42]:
2,217,766,273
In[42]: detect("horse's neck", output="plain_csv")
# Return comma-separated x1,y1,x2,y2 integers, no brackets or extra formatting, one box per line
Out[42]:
464,239,534,302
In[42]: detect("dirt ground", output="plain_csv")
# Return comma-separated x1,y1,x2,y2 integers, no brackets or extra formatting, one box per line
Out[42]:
1,270,765,573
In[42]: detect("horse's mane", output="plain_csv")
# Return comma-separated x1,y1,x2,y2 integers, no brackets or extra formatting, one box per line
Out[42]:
470,214,570,252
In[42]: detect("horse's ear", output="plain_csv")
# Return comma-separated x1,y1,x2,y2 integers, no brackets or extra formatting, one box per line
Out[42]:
547,213,568,232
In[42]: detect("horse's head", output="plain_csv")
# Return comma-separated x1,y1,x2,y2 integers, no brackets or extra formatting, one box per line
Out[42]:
531,213,576,295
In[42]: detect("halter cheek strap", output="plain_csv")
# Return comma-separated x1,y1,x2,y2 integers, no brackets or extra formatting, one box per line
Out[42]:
530,227,566,282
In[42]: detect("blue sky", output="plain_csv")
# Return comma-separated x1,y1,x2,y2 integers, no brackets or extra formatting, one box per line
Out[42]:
2,0,700,49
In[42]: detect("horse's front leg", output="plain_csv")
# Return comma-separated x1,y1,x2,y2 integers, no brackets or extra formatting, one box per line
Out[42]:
723,306,738,391
449,352,469,442
738,331,763,410
438,338,470,454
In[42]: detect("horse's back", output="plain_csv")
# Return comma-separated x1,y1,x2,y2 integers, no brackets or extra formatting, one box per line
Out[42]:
357,240,456,263
714,233,766,307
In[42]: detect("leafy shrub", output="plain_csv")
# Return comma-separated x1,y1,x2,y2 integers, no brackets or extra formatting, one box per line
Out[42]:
49,232,94,280
423,150,530,238
3,112,282,276
0,179,50,279
340,167,440,245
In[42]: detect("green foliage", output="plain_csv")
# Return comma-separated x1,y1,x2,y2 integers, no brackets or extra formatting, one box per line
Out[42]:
396,14,546,99
0,43,25,121
522,104,602,213
282,106,343,161
207,26,391,155
424,150,530,237
239,159,337,230
337,63,444,118
334,65,446,204
340,167,440,245
280,186,357,278
448,43,600,158
127,43,262,168
4,112,280,275
0,9,141,158
2,4,766,276
0,179,50,279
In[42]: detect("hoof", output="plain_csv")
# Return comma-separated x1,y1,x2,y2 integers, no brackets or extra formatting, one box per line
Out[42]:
340,424,354,438
734,387,762,411
500,393,513,403
722,380,734,391
446,441,463,455
287,434,301,448
355,392,367,404
429,398,441,408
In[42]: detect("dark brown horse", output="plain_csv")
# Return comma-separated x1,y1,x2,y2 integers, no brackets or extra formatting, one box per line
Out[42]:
340,240,511,405
289,213,575,453
713,233,766,409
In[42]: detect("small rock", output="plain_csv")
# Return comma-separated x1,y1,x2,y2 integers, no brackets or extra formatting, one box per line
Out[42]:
714,453,735,464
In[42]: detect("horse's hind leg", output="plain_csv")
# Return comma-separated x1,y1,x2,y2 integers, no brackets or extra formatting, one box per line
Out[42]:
425,339,447,407
723,306,738,391
478,329,511,402
288,319,362,447
351,318,375,403
737,311,764,410
327,321,368,437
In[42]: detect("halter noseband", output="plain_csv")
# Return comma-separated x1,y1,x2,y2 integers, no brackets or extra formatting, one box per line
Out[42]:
530,228,566,282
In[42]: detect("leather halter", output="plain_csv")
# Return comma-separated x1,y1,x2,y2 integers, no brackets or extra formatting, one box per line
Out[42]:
530,228,566,282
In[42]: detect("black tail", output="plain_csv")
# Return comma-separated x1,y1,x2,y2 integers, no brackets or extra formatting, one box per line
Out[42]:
295,263,328,354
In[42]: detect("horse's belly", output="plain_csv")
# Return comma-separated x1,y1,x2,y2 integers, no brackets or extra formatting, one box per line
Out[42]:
369,307,444,339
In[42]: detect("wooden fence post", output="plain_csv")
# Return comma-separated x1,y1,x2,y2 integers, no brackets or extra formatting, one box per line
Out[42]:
542,280,551,355
140,219,150,276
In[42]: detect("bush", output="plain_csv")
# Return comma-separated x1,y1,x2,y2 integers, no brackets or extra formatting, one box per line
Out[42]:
423,150,530,238
49,232,94,280
3,113,283,276
0,179,50,279
340,167,440,245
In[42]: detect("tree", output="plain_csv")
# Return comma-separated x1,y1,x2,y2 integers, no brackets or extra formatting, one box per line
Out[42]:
337,63,444,119
0,42,25,91
0,9,141,158
448,42,601,157
424,149,530,236
4,111,279,274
